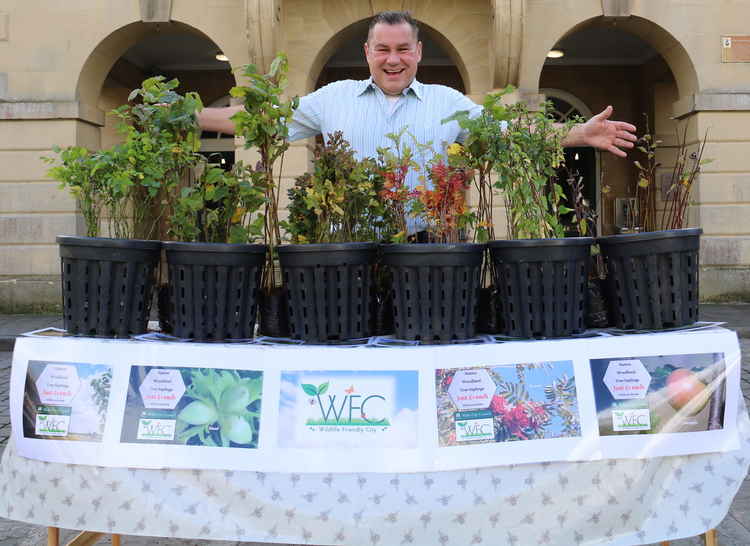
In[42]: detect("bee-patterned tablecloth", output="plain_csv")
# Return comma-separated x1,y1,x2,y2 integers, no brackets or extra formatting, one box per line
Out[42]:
1,401,749,546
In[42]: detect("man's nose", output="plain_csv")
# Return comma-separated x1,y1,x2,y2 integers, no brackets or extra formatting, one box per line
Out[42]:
385,51,400,64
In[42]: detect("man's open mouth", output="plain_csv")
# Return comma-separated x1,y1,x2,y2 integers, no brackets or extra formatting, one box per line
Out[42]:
384,68,404,76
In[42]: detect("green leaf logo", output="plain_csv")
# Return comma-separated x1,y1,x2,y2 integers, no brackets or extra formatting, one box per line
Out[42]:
302,382,330,397
301,383,318,397
38,415,47,421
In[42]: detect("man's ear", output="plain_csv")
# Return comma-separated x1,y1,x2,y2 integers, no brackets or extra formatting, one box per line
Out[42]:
364,41,370,60
415,41,423,62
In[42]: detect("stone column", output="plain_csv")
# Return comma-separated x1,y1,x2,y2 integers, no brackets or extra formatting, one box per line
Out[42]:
0,102,104,311
245,0,282,73
490,0,524,90
673,93,750,299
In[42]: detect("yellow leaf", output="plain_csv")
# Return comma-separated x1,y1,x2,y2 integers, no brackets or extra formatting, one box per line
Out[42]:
231,207,246,223
447,143,464,156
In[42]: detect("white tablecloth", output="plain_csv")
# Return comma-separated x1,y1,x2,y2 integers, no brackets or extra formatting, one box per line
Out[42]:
1,400,749,546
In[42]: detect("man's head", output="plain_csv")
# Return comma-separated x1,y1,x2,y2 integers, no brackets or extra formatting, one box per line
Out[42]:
364,11,422,96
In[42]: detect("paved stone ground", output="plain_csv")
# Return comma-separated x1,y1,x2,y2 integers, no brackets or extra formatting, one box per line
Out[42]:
1,342,750,546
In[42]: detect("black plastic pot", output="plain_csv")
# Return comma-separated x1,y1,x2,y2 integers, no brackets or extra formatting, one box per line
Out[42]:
164,242,266,340
586,277,610,329
488,238,593,338
477,286,502,334
381,243,484,343
278,242,378,342
258,286,291,338
57,236,161,338
598,228,702,330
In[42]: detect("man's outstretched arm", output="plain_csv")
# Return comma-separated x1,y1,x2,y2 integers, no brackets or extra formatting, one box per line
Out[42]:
197,105,243,134
562,105,637,157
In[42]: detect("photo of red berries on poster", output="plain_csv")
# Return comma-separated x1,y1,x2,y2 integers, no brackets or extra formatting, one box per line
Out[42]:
590,353,726,436
436,362,581,447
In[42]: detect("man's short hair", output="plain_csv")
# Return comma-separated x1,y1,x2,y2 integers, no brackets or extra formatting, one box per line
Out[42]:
367,11,420,42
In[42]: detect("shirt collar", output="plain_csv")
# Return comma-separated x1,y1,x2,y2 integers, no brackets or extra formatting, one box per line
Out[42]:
357,77,423,101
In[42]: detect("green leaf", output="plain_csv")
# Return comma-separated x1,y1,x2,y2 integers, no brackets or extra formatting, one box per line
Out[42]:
177,400,218,426
302,383,318,397
318,382,329,395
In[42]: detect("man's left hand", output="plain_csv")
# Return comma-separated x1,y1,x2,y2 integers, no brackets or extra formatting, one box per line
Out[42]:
564,105,637,158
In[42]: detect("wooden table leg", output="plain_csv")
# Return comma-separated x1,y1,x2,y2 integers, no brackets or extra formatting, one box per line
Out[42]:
111,534,121,546
65,531,105,546
704,528,718,546
47,527,60,546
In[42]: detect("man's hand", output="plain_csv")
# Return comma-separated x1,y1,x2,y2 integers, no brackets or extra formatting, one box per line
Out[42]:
197,105,243,135
563,105,637,158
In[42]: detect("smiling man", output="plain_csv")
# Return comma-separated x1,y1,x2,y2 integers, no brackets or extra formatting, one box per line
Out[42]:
199,11,637,182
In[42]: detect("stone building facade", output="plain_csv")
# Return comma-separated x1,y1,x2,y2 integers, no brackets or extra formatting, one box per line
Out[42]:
1,0,749,311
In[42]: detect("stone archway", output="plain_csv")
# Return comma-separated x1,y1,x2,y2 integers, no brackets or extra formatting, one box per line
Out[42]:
534,16,699,235
76,21,237,111
541,88,601,235
527,15,698,103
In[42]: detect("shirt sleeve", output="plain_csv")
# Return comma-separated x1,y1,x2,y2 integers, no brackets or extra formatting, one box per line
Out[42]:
451,94,508,144
451,93,484,144
288,86,325,142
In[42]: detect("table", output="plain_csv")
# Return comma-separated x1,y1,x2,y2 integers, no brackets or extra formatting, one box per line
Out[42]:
1,328,748,545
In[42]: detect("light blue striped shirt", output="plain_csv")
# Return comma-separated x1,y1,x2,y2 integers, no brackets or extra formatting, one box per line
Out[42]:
288,78,482,192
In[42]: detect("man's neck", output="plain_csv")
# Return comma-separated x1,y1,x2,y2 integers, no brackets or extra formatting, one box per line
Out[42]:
372,78,415,97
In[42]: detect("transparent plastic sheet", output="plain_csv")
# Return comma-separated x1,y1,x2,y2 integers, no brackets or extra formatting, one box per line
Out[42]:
1,326,748,545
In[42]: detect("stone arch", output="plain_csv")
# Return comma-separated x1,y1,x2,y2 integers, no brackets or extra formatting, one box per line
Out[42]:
76,20,238,109
540,88,594,120
529,15,698,100
305,17,470,95
541,88,601,233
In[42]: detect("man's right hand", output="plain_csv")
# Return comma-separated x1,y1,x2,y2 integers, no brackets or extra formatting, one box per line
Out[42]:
197,105,243,134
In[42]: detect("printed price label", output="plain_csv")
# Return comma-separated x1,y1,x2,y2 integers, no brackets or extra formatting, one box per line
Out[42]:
36,364,80,405
448,369,496,411
139,368,186,409
603,359,651,400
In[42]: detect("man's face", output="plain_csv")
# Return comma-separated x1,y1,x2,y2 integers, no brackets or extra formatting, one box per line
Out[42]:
364,22,422,95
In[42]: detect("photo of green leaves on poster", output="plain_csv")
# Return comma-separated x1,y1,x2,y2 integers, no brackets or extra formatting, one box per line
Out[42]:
120,366,262,448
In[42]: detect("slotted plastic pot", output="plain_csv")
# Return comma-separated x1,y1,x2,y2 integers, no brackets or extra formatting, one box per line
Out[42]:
488,238,593,338
57,236,161,338
598,228,701,330
164,242,266,340
381,243,484,343
278,242,377,342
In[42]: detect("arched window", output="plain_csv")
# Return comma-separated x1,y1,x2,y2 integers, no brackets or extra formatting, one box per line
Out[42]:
541,88,600,235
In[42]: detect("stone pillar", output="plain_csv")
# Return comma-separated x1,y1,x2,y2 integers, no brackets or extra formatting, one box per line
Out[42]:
139,0,172,23
490,0,524,89
673,93,750,299
0,102,103,312
245,0,282,73
601,0,632,19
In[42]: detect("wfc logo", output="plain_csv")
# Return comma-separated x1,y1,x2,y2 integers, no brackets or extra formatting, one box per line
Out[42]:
612,408,651,432
302,382,390,427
